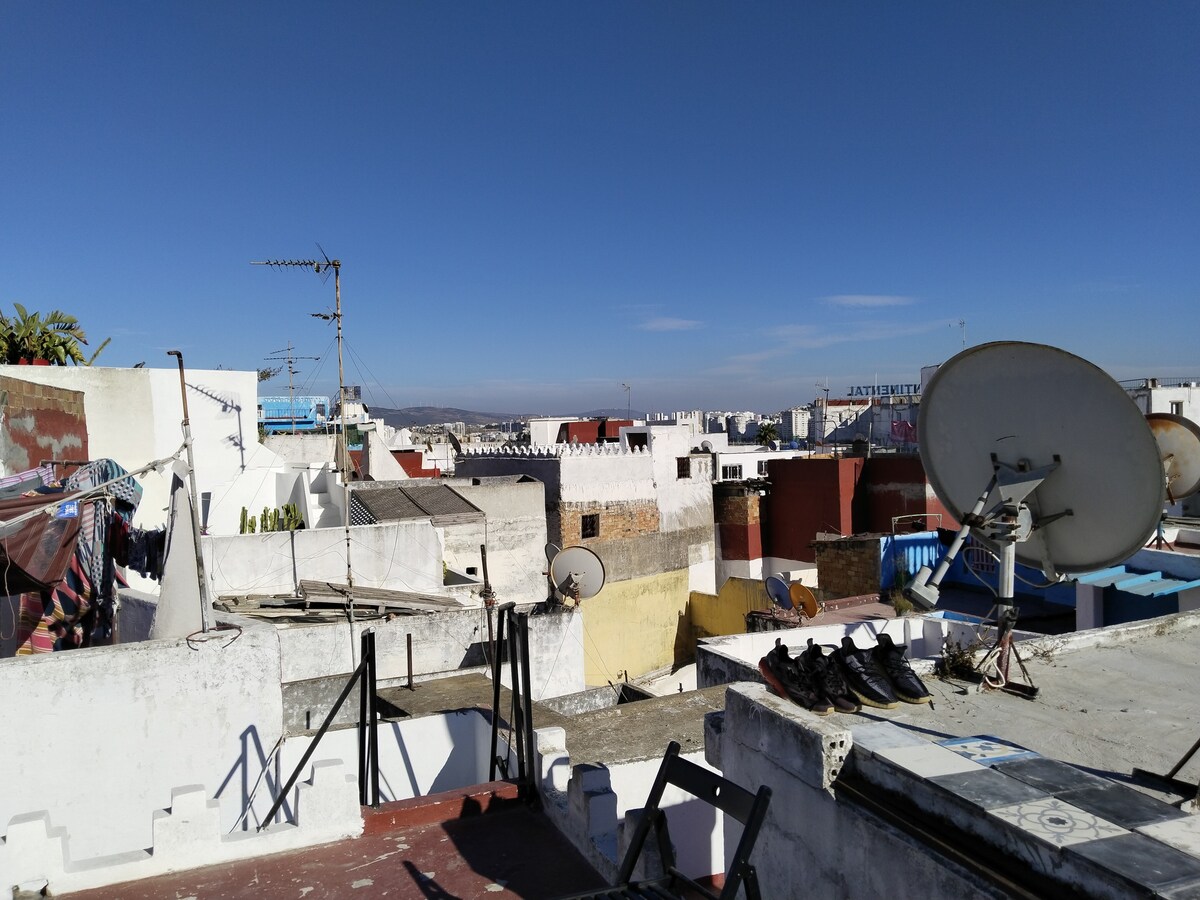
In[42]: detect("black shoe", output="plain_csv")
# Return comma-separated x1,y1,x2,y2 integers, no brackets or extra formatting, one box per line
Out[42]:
874,633,932,704
799,639,861,714
758,639,833,715
834,636,899,709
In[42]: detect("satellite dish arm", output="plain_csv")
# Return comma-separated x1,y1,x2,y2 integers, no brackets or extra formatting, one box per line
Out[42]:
906,475,997,610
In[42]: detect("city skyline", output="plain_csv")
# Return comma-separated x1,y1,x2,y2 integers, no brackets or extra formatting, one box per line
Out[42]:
6,3,1199,412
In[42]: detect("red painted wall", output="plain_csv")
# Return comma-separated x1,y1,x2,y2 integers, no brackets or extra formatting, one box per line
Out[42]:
860,455,957,534
0,376,88,475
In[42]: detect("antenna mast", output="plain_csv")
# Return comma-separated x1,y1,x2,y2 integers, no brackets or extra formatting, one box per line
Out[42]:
252,252,356,613
264,341,320,432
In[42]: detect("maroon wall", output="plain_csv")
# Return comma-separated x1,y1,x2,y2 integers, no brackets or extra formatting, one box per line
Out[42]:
0,375,88,475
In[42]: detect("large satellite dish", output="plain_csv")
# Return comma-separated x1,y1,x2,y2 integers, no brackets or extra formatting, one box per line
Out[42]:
549,546,606,602
765,575,792,610
1147,413,1200,503
919,341,1163,576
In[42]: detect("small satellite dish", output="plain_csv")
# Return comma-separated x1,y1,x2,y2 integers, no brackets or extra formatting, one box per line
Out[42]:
544,542,561,564
701,440,714,452
789,581,819,619
1147,413,1200,503
549,546,606,602
445,430,463,455
765,574,792,610
919,341,1164,575
768,440,779,451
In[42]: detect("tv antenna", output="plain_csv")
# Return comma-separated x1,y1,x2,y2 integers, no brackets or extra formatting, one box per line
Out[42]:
264,341,321,432
951,318,967,348
252,246,357,613
621,383,631,420
905,342,1163,696
549,546,606,606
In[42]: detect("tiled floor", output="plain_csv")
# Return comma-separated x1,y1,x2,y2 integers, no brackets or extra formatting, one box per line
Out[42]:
988,797,1128,847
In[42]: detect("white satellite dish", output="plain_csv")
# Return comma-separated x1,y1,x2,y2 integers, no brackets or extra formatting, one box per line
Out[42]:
917,341,1163,576
549,546,606,602
908,341,1164,695
1147,413,1200,503
701,440,714,452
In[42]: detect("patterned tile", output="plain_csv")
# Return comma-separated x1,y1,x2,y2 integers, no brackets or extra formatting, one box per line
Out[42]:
874,743,988,779
1139,815,1200,857
1070,833,1200,891
994,757,1111,794
929,768,1050,810
938,735,1040,766
1058,783,1187,830
989,797,1127,847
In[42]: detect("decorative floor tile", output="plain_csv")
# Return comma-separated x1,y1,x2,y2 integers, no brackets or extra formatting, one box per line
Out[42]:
989,797,1128,847
1139,815,1200,857
938,735,1040,766
849,721,932,757
929,768,1050,810
994,757,1111,793
874,743,987,779
1070,833,1200,890
1058,783,1187,830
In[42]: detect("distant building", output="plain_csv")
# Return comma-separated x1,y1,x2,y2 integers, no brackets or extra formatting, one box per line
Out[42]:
1123,377,1200,421
257,395,330,433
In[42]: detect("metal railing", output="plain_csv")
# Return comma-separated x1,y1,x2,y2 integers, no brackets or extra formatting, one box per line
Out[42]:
259,629,380,829
488,602,538,806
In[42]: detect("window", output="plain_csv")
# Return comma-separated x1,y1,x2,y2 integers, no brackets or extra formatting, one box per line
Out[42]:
581,513,599,539
721,464,743,480
757,460,770,476
677,457,691,479
1172,401,1185,416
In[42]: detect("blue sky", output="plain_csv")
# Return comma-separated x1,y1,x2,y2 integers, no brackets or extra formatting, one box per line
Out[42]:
5,2,1198,415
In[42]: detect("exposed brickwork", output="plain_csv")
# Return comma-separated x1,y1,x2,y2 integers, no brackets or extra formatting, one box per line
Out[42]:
813,535,882,601
556,499,660,546
0,375,88,474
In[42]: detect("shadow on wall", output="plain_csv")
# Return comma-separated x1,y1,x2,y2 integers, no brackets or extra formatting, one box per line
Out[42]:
214,725,287,832
187,381,247,472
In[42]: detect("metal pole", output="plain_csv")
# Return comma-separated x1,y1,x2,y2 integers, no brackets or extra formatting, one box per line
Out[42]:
358,629,370,806
489,603,513,781
507,617,526,788
406,632,414,691
334,263,355,618
517,613,538,806
166,350,212,633
368,629,380,807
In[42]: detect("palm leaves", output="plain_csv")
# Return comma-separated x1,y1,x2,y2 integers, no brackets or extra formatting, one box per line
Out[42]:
0,304,105,365
756,420,780,446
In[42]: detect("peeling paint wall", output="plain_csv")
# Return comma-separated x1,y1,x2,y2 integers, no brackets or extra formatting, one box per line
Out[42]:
0,375,87,475
579,569,689,684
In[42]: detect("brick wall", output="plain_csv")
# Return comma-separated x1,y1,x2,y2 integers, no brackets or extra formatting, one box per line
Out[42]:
812,535,882,601
714,485,762,562
556,499,660,546
0,374,88,474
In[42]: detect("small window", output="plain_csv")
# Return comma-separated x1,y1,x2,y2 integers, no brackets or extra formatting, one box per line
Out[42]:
677,457,691,479
721,464,743,480
581,513,599,539
1172,401,1185,416
757,460,769,476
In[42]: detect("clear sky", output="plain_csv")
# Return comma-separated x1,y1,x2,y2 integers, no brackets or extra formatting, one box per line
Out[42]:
5,2,1198,415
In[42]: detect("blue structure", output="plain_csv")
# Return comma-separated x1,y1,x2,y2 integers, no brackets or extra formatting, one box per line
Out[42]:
257,396,331,433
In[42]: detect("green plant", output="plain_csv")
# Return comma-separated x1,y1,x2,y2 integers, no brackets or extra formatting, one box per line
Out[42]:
0,303,98,365
938,636,983,680
756,421,779,446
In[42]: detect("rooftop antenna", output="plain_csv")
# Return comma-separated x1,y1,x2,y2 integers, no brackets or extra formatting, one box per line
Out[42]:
264,340,320,432
621,383,631,420
951,318,966,348
252,247,356,617
905,342,1162,696
816,379,830,447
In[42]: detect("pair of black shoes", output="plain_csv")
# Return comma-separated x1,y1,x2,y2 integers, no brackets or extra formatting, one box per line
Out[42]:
833,633,932,709
758,638,861,715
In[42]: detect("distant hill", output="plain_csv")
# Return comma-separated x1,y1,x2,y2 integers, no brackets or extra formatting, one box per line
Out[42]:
372,406,648,427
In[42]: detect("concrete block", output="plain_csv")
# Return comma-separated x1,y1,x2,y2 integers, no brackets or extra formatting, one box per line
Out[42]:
2,812,67,888
535,727,572,792
723,682,851,790
150,785,222,859
703,710,724,770
295,760,363,840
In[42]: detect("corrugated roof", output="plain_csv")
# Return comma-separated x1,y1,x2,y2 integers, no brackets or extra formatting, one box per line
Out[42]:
351,484,484,526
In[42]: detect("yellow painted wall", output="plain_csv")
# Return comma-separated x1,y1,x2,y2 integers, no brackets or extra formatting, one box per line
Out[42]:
580,569,690,685
689,577,772,639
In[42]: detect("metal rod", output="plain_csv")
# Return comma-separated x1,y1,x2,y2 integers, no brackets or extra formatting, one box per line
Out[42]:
167,350,212,633
358,629,370,806
407,632,414,691
368,629,380,807
489,603,514,781
507,614,526,788
517,612,538,807
262,653,368,829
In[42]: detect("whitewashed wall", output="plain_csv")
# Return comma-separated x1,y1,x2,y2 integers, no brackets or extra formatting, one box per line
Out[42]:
204,521,446,597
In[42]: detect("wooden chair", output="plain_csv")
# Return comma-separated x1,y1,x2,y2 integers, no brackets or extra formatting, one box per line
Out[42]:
555,740,772,900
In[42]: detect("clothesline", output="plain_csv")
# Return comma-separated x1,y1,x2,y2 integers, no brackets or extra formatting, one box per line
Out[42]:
0,443,188,532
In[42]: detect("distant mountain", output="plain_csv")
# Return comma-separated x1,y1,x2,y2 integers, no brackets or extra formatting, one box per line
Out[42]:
371,406,648,427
